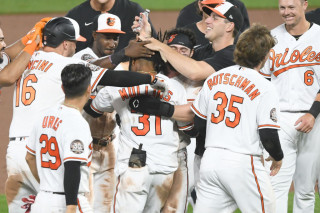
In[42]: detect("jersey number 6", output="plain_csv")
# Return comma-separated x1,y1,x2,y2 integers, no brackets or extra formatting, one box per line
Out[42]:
211,91,244,128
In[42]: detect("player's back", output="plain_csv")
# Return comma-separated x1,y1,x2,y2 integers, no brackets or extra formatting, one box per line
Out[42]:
93,74,192,174
10,51,95,137
27,104,92,193
194,65,280,156
261,23,320,111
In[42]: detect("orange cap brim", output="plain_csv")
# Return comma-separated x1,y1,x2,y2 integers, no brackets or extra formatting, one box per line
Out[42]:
76,35,87,42
96,29,126,34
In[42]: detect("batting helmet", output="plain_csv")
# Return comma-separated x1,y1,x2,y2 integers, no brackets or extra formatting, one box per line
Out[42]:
43,17,86,48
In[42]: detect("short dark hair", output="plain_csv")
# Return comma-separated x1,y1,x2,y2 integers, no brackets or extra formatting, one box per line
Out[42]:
234,24,276,69
61,64,92,98
165,28,197,49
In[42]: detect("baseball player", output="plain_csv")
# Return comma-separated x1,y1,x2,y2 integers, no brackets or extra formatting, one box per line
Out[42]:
73,13,153,213
260,0,320,212
191,24,283,213
6,16,167,213
84,52,193,213
26,64,93,213
66,0,157,53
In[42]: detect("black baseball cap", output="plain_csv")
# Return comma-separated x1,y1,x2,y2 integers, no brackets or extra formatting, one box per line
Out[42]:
202,1,244,31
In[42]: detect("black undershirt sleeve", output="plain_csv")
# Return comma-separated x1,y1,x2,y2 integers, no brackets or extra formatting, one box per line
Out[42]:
259,128,283,161
64,161,81,206
98,70,152,87
194,115,207,140
83,99,103,118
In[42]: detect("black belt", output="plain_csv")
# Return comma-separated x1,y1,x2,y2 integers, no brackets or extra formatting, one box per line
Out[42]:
92,134,115,147
281,111,308,113
9,137,26,141
53,192,65,195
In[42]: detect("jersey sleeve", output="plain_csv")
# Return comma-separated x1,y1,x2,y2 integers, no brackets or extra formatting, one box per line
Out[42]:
0,52,10,71
63,121,92,163
257,86,281,130
90,67,108,93
90,87,114,115
26,125,37,155
191,83,209,120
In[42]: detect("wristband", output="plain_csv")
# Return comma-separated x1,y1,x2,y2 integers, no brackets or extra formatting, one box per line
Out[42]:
308,101,320,119
21,36,29,46
110,48,125,66
23,41,37,56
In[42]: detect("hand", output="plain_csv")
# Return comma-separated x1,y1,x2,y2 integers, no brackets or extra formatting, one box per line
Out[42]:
150,76,169,97
143,37,163,51
294,113,315,133
22,17,52,49
21,194,36,213
124,40,154,58
265,156,282,176
129,95,174,117
132,13,152,39
65,205,77,213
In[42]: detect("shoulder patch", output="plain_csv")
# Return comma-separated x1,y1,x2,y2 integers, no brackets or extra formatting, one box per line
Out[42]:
70,140,84,154
81,54,95,62
270,108,277,122
85,63,100,72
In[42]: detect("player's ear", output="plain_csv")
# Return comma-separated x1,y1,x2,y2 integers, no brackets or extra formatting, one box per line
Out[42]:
190,49,194,58
226,22,235,33
92,31,97,40
61,85,65,94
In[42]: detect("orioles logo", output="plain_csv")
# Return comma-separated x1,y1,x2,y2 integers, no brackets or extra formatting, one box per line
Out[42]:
107,17,116,26
168,34,177,44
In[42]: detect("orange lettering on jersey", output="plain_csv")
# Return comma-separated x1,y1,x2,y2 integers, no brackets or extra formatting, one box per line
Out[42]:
249,89,260,100
31,60,38,70
53,117,62,131
163,90,173,102
223,73,230,85
48,116,55,128
229,74,237,86
38,61,49,71
35,60,43,69
218,73,224,84
269,46,320,76
234,76,244,87
244,84,255,95
42,116,48,128
128,87,136,98
118,88,129,101
239,78,251,90
207,78,214,90
27,60,34,70
44,63,53,72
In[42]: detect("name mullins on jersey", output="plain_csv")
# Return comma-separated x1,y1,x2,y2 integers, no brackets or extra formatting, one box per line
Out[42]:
269,47,320,76
118,85,173,102
206,72,261,101
27,59,53,73
42,115,63,131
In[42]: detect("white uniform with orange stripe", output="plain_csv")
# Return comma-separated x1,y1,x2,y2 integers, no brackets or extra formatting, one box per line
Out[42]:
73,47,122,213
26,104,93,213
191,65,280,213
6,50,107,212
260,23,320,213
88,73,193,213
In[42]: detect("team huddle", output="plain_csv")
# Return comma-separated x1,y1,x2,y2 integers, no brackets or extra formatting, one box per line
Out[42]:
1,0,320,212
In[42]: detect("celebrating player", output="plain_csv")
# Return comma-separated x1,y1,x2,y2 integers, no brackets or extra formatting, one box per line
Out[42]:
192,24,283,212
26,64,93,213
5,16,167,212
84,51,193,213
260,0,320,212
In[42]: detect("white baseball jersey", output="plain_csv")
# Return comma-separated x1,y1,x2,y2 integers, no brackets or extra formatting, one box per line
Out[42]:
73,47,125,71
192,65,280,156
172,75,203,149
260,23,320,111
89,74,193,175
26,104,93,193
9,50,107,137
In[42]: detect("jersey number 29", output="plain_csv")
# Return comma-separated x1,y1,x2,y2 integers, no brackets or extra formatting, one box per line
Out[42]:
40,134,61,170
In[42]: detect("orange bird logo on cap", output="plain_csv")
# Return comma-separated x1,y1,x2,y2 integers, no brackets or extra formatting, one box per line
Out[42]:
107,17,116,26
168,34,178,44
